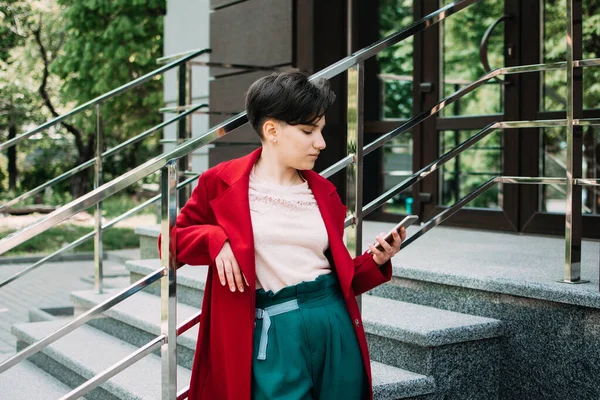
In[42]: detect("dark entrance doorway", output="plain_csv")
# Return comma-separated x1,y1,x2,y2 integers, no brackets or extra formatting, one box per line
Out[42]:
365,0,600,238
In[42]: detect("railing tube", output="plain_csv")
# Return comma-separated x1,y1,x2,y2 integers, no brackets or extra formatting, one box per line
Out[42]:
95,103,104,293
346,61,365,309
161,160,178,399
177,64,191,207
564,0,587,284
0,268,165,373
59,335,166,400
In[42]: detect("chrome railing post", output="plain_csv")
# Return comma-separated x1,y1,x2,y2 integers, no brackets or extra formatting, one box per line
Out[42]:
94,102,104,294
161,160,178,399
347,61,365,308
563,0,587,283
177,63,191,207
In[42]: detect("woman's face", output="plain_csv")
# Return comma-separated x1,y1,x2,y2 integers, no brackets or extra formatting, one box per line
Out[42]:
267,116,327,171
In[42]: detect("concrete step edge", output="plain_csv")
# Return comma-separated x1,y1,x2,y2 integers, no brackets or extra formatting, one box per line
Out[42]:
0,360,86,400
69,289,199,350
125,259,208,292
11,320,191,400
371,361,436,399
362,294,503,347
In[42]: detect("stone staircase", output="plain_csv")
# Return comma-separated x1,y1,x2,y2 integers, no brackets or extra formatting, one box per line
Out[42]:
3,224,509,399
0,359,86,400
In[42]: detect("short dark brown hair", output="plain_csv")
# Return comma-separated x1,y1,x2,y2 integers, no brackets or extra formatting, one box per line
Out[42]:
245,72,336,139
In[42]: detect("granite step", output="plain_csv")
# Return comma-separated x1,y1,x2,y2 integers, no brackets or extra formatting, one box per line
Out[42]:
70,284,501,399
12,320,191,400
368,266,599,400
70,289,200,369
125,259,207,308
361,294,503,400
0,360,87,400
371,361,435,400
12,318,435,400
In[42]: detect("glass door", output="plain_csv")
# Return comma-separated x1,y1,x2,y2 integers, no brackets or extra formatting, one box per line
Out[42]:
519,0,600,238
370,0,599,238
430,0,518,230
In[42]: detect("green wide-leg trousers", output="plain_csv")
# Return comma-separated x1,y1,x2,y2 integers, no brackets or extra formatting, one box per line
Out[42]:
251,273,368,400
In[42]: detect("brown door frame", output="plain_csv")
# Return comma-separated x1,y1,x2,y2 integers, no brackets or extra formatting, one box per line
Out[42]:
517,0,600,238
368,0,520,230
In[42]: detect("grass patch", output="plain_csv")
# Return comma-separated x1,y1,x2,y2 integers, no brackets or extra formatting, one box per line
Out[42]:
0,224,139,256
100,195,157,219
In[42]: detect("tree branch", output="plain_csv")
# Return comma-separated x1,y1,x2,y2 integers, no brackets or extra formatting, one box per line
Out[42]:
49,31,65,63
32,20,85,155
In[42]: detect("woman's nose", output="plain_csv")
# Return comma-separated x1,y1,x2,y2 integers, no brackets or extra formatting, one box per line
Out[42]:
314,132,326,150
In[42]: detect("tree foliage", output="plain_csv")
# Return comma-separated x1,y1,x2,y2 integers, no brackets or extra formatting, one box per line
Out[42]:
0,0,165,200
51,0,166,195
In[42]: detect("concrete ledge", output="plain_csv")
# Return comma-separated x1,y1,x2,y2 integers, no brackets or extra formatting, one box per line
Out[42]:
127,259,208,291
362,295,503,347
371,361,435,399
135,226,160,259
12,320,191,400
126,259,207,307
391,265,600,310
134,225,160,238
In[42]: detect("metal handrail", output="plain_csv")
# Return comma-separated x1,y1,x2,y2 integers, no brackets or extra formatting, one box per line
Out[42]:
0,2,484,395
363,62,569,156
0,48,211,152
336,117,598,230
317,58,598,180
400,175,578,250
3,1,597,398
59,307,202,400
59,335,167,400
0,268,165,373
362,120,568,218
0,173,200,288
0,0,479,257
0,105,207,212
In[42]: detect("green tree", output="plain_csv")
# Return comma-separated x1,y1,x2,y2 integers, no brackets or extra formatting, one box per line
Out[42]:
47,0,167,196
1,0,166,199
0,0,37,191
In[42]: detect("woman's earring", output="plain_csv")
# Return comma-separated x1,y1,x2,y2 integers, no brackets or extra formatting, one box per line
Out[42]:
272,139,277,143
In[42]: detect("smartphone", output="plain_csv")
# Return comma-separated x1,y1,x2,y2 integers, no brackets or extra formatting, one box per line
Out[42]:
366,215,419,254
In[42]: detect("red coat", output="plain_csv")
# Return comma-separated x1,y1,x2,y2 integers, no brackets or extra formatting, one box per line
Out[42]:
159,147,392,400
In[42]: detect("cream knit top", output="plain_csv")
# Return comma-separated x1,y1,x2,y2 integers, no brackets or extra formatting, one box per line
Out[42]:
249,168,331,292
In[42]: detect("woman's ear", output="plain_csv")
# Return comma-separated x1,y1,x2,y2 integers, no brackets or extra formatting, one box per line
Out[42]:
262,119,279,143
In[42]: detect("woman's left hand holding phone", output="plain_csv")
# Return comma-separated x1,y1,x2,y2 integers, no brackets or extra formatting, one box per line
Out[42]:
215,240,249,292
368,227,406,266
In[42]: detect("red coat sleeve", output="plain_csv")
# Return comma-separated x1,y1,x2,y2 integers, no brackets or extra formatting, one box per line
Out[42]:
331,190,393,296
157,173,228,266
351,252,392,296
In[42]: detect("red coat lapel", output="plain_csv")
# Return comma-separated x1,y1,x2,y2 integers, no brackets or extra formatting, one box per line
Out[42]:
208,148,262,288
301,170,353,298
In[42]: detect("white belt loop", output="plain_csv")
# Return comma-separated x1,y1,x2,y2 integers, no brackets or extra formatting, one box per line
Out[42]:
254,299,300,360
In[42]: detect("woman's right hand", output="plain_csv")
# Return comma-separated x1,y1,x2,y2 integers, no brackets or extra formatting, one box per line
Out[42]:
215,240,248,292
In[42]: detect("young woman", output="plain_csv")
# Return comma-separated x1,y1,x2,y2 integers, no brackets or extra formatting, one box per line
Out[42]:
160,72,405,400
